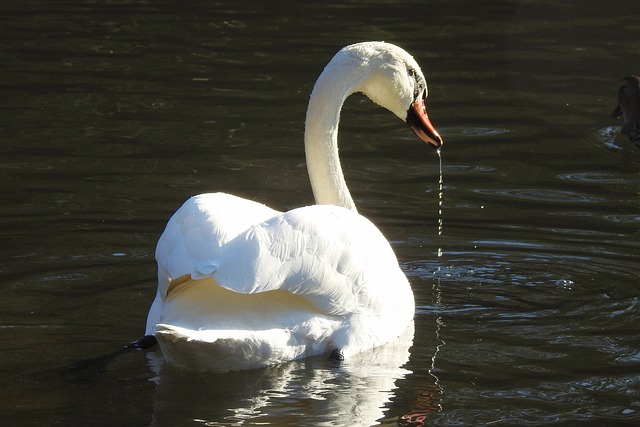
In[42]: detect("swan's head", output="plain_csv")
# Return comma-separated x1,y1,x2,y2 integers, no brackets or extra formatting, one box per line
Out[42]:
342,42,443,149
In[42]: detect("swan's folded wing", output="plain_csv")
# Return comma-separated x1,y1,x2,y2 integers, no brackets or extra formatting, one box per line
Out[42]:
155,192,279,297
202,204,405,316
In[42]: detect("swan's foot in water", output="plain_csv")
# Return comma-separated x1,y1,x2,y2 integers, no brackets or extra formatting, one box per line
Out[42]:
126,335,157,350
329,348,344,362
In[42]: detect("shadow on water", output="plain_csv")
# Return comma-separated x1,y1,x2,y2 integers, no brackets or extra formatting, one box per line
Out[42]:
62,347,130,383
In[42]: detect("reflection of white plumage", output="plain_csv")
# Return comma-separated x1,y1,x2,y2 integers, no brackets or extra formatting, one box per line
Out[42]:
146,325,414,426
139,41,443,372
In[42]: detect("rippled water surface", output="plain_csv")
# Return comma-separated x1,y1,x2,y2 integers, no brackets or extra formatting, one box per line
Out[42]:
1,0,639,426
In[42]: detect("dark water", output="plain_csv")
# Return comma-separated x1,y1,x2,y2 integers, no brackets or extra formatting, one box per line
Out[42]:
1,0,639,425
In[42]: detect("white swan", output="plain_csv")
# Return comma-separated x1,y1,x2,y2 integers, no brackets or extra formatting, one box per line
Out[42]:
133,41,443,372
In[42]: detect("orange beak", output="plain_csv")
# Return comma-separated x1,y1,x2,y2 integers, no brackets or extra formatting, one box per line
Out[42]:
407,95,443,149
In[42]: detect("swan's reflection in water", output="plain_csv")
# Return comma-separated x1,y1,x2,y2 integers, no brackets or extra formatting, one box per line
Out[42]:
146,323,422,426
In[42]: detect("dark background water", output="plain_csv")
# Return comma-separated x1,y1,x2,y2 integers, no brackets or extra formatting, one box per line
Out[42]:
1,0,638,425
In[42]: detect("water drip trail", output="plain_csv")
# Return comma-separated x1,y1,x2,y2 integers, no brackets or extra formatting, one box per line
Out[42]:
437,149,444,245
431,149,445,411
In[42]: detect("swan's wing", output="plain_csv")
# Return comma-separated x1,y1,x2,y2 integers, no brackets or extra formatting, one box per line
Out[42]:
198,204,409,317
155,192,280,297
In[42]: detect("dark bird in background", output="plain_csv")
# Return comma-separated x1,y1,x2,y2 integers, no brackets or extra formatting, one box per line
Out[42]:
612,75,640,148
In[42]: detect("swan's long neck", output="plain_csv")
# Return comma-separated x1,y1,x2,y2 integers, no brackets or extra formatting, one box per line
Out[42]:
304,57,362,212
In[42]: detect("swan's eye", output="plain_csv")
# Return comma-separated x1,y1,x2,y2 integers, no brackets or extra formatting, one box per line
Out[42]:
407,69,426,100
